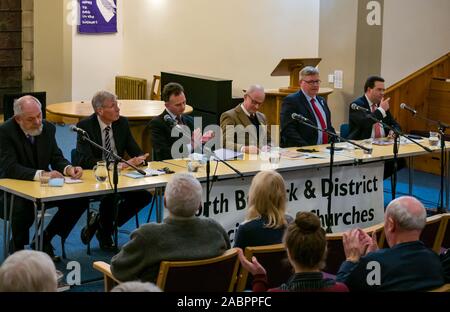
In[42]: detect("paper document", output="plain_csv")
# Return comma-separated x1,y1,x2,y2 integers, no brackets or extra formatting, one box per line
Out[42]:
212,148,243,161
124,168,166,179
64,177,83,184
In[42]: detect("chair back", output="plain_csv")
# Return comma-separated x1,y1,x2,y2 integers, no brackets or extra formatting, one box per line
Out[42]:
340,123,350,139
235,243,292,292
156,248,240,292
429,283,450,292
3,92,46,120
420,214,443,253
150,75,161,100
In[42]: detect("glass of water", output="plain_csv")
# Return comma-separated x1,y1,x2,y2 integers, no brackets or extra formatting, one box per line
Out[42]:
93,161,108,182
269,147,281,164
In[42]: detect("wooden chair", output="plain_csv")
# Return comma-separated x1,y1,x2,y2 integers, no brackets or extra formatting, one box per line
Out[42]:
429,283,450,292
150,75,161,100
235,243,292,292
324,223,385,275
93,248,240,292
437,213,450,251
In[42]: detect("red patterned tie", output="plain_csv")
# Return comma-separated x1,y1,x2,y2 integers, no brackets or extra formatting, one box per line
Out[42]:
310,98,328,144
371,104,382,138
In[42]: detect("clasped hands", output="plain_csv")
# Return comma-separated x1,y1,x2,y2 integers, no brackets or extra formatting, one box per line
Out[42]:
343,228,379,263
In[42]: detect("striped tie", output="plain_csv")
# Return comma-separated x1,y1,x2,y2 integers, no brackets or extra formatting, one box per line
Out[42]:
104,126,112,160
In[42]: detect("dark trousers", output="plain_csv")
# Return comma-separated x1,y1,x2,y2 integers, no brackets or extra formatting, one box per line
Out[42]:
384,158,407,180
98,190,152,234
1,192,88,251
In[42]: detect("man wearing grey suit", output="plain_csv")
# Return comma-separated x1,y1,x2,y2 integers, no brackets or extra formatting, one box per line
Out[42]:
220,85,271,154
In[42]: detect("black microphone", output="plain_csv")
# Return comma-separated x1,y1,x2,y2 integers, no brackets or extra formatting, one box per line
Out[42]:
350,103,370,113
291,113,310,123
164,114,177,127
400,103,417,115
70,125,87,135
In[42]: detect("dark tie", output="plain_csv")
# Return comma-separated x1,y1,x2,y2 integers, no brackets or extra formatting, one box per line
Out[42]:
310,98,328,144
176,115,184,125
27,135,35,145
104,126,112,160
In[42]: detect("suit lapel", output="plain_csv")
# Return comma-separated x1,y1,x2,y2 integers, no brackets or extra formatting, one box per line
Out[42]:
21,133,37,168
298,91,316,121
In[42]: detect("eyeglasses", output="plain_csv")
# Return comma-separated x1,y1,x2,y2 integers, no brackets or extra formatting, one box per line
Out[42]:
303,80,321,85
246,94,264,106
102,102,120,109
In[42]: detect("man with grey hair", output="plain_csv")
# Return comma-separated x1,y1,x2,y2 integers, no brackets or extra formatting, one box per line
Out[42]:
0,96,88,261
74,90,152,251
280,66,336,147
110,173,230,282
0,250,58,292
220,84,272,154
336,196,445,291
111,281,162,292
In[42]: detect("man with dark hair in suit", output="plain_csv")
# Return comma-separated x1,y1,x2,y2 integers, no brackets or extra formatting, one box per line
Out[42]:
75,91,152,250
348,76,404,179
348,76,400,140
150,82,212,161
0,96,88,261
280,66,336,147
220,84,271,154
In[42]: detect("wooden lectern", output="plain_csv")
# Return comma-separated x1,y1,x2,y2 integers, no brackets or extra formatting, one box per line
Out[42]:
271,58,321,92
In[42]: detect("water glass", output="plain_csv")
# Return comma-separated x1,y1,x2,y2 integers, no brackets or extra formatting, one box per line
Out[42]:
269,147,281,164
93,161,108,182
39,171,51,186
429,131,440,146
361,140,373,155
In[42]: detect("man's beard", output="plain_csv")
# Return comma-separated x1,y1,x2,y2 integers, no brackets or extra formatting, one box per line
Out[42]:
22,124,43,137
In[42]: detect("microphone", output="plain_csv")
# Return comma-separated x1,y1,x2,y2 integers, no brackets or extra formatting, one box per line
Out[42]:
350,103,370,113
400,103,417,115
70,125,87,135
291,113,310,123
164,114,177,127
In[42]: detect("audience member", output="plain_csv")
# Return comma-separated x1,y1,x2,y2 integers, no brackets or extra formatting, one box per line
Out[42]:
239,211,348,292
280,66,336,147
111,281,162,292
234,170,292,250
111,173,231,282
0,95,88,261
220,84,271,154
0,250,58,292
336,196,445,291
74,90,152,251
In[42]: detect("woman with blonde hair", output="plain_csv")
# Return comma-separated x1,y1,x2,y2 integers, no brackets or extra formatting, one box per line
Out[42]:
234,170,292,250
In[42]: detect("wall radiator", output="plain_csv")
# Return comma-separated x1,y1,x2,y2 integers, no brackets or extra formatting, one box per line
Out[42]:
115,76,147,99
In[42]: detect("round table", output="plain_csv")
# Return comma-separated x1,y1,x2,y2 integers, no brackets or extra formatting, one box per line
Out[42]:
46,100,193,155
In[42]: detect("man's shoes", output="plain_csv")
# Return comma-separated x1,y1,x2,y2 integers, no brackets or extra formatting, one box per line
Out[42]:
96,229,116,251
80,211,100,245
31,238,61,263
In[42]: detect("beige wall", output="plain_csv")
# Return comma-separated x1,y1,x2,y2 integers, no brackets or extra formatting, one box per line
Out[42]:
382,0,450,85
319,0,358,128
121,0,320,94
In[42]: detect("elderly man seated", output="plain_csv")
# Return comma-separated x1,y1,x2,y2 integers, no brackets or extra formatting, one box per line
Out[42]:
336,196,445,291
110,173,231,282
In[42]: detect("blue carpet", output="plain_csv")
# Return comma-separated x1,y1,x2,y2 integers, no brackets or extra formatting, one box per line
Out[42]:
0,124,445,292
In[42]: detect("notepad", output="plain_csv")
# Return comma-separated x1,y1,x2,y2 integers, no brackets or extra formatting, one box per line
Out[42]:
124,168,166,179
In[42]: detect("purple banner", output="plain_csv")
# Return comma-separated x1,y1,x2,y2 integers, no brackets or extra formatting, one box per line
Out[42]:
78,0,117,34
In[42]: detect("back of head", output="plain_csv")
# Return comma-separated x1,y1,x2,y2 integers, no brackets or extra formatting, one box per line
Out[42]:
0,250,57,292
165,173,202,217
284,212,326,270
162,82,184,102
111,281,162,292
247,170,287,228
385,196,426,232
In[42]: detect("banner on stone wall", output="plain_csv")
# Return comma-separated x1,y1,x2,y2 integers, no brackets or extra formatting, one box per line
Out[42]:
192,162,384,243
78,0,117,34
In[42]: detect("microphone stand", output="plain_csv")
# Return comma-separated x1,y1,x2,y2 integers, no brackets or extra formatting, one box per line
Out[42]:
401,110,449,213
79,132,146,249
361,112,433,200
293,117,371,233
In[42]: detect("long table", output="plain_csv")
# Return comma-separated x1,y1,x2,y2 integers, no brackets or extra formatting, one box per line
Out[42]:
1,139,449,258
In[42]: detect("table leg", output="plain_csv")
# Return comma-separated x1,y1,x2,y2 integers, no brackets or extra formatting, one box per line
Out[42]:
408,157,414,196
446,151,449,211
3,192,7,257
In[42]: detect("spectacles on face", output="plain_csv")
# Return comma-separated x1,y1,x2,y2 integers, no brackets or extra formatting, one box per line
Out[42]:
102,102,120,109
246,94,264,106
302,79,321,85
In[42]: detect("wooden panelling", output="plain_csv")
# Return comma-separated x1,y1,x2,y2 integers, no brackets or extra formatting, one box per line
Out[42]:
385,53,450,175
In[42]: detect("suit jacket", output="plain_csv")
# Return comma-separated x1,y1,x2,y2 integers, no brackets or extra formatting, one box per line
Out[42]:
220,104,271,151
75,114,143,169
336,241,445,291
280,90,336,147
348,95,401,140
149,110,194,161
0,119,69,181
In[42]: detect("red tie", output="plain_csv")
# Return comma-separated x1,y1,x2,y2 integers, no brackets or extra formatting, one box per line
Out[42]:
310,98,328,144
371,104,382,138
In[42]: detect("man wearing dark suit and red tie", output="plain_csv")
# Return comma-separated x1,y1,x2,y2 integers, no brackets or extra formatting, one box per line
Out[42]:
0,96,88,261
280,66,336,147
348,76,400,140
75,91,152,250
